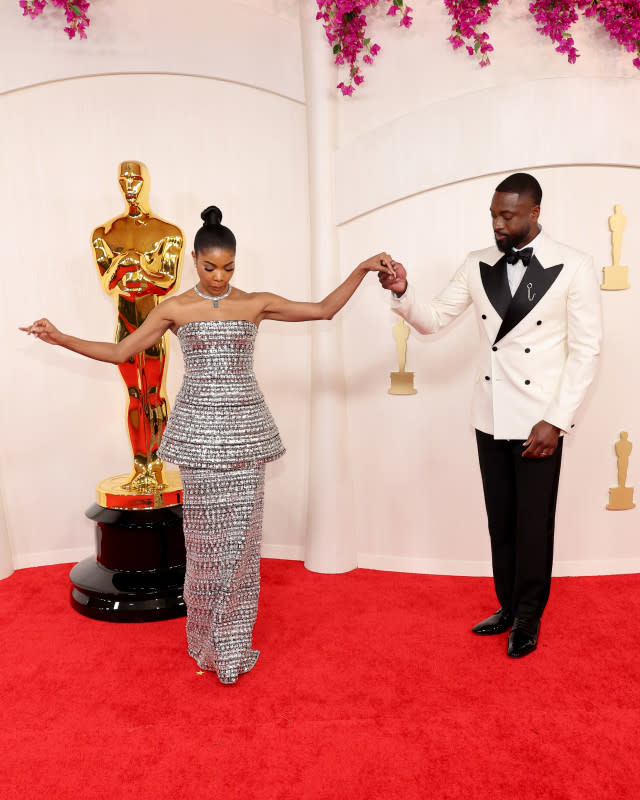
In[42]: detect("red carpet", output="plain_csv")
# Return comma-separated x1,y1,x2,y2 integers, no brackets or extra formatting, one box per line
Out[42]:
1,561,639,799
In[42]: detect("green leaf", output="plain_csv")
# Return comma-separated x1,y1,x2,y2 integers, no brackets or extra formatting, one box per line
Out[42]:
364,38,371,46
474,39,481,53
71,4,82,15
333,43,342,54
394,0,404,7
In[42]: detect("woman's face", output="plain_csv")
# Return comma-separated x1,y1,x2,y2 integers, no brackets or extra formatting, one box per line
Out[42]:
193,247,236,296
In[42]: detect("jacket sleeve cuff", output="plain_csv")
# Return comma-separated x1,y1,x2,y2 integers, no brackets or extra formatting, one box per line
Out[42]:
542,414,570,435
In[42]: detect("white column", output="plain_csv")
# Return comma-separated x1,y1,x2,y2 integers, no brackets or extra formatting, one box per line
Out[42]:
299,1,356,574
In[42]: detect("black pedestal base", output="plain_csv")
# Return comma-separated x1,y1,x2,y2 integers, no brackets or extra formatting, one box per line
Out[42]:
70,504,186,622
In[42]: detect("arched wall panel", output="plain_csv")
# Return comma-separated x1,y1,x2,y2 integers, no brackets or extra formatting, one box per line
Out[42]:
335,78,640,225
0,0,304,101
0,73,310,569
338,165,640,576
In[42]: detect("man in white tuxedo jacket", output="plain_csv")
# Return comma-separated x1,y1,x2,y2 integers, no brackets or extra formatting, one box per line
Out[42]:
379,173,602,658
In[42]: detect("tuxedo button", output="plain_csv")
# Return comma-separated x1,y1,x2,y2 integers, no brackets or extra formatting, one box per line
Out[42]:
537,320,542,325
485,376,490,381
525,348,531,353
492,346,498,352
482,314,487,319
525,379,531,385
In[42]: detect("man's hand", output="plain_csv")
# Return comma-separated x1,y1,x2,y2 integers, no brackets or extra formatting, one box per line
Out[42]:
378,260,408,296
522,420,561,459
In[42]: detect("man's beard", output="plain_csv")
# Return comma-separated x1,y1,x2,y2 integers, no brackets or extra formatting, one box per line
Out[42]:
495,226,531,253
495,234,514,253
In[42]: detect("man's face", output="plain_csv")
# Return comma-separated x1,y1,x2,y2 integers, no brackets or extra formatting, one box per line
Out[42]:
490,191,540,253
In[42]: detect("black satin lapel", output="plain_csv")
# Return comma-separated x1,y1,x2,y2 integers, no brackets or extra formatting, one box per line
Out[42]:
480,255,511,319
494,256,564,343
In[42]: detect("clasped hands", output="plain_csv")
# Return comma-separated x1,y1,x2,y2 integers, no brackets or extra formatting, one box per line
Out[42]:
377,258,408,296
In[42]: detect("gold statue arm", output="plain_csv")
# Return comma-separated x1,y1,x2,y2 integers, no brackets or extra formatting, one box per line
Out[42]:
261,254,394,322
22,303,174,364
91,236,137,290
139,236,183,289
92,235,183,293
91,235,117,277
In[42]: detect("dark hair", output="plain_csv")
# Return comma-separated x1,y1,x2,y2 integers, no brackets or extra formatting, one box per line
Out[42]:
495,173,542,206
194,205,237,254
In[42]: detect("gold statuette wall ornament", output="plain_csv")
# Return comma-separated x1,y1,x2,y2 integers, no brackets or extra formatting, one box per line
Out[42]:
389,315,417,395
606,432,635,510
601,204,631,290
92,161,184,508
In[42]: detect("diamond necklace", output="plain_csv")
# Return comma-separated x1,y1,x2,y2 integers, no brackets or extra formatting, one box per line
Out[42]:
193,283,233,308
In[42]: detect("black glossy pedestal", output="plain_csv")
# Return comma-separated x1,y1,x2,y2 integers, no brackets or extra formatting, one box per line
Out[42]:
70,504,186,622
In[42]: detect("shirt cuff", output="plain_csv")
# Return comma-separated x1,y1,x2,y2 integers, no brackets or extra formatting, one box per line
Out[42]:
391,284,412,305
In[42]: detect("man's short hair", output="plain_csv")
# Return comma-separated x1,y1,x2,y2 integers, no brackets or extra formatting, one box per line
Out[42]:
495,173,542,206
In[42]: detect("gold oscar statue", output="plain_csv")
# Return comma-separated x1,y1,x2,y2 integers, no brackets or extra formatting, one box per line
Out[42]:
606,432,635,510
91,161,184,508
389,316,417,395
601,204,630,290
70,161,187,622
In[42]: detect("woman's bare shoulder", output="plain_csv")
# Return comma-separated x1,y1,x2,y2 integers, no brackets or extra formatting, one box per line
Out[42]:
241,290,277,303
172,288,197,303
155,291,196,321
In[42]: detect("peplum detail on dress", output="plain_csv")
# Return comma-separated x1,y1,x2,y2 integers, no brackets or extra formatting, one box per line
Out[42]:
158,320,285,469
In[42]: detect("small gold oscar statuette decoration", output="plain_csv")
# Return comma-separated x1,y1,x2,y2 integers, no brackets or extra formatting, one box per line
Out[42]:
601,204,631,291
389,316,417,395
606,432,635,510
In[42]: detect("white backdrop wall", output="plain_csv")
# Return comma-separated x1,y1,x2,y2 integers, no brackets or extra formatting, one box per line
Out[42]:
333,0,640,575
0,1,310,572
340,167,640,575
1,0,639,578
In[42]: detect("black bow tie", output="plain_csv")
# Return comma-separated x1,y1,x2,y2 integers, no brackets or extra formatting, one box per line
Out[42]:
506,247,533,266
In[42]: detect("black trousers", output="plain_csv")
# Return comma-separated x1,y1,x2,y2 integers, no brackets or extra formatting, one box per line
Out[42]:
475,429,564,623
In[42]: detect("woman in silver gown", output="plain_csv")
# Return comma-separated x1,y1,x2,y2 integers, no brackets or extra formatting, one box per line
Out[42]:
22,205,394,685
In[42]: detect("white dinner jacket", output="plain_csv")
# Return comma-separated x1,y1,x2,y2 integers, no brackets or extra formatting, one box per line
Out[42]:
391,232,602,440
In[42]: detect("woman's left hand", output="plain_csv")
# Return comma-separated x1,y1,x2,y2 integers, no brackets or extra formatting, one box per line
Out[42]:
359,252,396,276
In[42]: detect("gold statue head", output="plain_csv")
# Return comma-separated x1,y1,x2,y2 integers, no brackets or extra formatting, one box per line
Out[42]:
118,161,150,213
614,203,622,214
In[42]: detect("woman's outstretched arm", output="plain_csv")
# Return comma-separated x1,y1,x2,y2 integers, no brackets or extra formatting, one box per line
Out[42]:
20,301,174,364
259,253,395,323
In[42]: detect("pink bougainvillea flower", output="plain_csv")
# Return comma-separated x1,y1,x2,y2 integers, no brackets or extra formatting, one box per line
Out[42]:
445,0,640,71
18,0,92,39
317,0,413,95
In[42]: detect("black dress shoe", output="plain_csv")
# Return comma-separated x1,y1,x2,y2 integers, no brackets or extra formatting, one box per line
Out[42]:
472,609,513,635
507,619,540,658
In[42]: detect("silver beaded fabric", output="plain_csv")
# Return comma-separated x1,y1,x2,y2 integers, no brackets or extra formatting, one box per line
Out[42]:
157,320,285,684
158,320,285,469
181,463,265,684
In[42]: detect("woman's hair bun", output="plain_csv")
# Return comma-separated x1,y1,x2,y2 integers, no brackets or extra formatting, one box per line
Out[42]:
200,205,222,226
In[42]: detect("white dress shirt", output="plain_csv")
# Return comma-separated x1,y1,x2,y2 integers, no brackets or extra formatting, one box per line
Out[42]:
507,229,542,295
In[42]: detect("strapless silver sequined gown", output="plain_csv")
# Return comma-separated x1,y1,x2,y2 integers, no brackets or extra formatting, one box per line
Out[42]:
158,320,285,684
